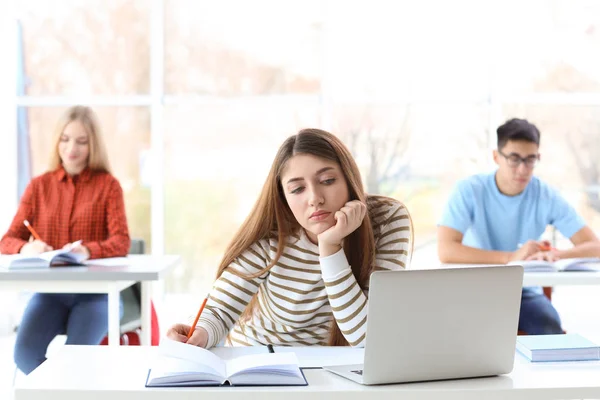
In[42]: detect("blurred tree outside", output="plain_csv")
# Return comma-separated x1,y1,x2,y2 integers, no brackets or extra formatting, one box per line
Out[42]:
16,0,600,293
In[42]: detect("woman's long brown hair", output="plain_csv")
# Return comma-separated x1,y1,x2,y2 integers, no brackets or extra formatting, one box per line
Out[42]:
215,128,376,346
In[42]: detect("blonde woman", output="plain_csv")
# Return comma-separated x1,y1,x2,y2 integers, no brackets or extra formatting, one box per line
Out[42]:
168,128,412,348
0,106,130,374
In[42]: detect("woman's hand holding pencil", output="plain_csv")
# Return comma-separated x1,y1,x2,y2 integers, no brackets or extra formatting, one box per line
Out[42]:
166,295,210,347
20,220,53,255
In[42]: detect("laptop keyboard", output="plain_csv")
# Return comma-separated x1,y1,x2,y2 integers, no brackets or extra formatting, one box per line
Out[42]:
351,369,363,375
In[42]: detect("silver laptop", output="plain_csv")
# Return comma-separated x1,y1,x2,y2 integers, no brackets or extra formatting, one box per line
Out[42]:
324,265,523,385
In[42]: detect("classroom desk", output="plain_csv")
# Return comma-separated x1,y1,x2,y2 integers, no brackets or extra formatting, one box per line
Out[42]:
522,270,600,286
437,263,600,287
14,345,600,400
0,255,179,346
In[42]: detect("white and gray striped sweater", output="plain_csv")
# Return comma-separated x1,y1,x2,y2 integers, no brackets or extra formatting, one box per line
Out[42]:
197,196,411,348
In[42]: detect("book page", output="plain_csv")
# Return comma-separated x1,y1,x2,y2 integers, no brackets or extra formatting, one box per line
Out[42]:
225,352,300,378
554,258,600,272
147,356,224,385
50,249,87,265
508,260,556,272
156,338,226,378
0,254,47,269
38,248,70,263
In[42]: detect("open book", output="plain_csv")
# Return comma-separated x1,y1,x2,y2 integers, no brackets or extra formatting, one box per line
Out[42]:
510,257,600,273
0,244,87,269
145,339,307,387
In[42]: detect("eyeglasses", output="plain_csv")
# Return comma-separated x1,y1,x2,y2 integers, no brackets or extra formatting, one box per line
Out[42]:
498,150,539,169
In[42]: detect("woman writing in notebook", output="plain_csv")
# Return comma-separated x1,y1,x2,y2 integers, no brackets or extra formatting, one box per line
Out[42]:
167,128,412,348
0,106,130,374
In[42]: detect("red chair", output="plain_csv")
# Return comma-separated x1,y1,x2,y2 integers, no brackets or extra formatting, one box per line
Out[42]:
99,291,160,346
99,239,160,346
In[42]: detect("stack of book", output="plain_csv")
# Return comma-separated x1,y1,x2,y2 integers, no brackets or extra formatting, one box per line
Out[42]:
516,334,600,362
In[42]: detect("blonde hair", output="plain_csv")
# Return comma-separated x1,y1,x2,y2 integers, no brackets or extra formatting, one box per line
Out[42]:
49,106,112,173
216,128,413,346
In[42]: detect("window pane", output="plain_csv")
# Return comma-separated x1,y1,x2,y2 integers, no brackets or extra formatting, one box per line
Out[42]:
163,101,320,293
18,0,150,95
493,0,600,94
501,104,600,230
324,1,492,102
333,103,490,245
25,106,151,247
164,0,323,95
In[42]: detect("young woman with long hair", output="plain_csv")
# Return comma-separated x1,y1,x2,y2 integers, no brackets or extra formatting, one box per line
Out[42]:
168,128,412,348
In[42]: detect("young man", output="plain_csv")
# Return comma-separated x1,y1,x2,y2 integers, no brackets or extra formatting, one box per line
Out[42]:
438,118,600,334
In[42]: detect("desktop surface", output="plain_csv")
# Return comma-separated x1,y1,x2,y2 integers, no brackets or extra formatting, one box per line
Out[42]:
14,345,600,400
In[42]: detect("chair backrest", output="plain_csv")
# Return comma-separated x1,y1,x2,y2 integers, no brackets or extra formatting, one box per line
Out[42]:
120,239,146,330
129,239,145,255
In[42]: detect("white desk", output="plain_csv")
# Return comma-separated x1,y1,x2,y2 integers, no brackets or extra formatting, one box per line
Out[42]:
0,255,179,346
523,271,600,286
437,263,600,287
14,345,600,400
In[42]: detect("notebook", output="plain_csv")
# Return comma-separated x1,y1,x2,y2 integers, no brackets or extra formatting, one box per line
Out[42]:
516,334,600,362
0,243,86,269
145,339,307,387
509,258,600,272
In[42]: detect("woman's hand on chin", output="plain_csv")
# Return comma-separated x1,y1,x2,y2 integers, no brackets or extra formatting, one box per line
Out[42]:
317,200,366,257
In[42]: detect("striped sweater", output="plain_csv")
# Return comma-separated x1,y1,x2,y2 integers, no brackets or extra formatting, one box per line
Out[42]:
197,196,411,348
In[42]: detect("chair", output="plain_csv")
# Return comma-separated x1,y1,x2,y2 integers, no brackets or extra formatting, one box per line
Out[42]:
99,239,160,346
13,239,159,384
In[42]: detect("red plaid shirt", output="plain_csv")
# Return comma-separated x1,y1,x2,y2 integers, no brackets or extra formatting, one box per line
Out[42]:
0,166,130,259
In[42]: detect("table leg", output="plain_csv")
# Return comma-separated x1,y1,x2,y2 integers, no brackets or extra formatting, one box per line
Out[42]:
108,286,120,346
141,281,152,345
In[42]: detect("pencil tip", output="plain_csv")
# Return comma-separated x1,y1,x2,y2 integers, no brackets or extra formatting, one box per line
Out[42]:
23,220,30,226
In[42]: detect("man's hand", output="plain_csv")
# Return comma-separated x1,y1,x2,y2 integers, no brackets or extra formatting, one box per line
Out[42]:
526,250,560,262
508,240,541,262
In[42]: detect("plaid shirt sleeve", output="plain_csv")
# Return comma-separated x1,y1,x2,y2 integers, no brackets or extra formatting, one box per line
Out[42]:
84,178,131,259
0,181,36,254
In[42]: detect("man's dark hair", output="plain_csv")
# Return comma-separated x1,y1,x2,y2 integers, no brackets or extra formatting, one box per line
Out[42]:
497,118,540,149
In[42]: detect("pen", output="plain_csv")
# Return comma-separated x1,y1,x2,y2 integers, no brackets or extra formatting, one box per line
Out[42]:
267,344,274,353
187,295,209,340
23,220,42,241
539,240,556,252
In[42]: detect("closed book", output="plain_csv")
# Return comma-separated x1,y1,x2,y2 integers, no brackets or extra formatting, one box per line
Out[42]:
516,334,600,362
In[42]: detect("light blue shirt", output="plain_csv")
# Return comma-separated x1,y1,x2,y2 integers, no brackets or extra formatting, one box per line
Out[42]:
439,172,585,252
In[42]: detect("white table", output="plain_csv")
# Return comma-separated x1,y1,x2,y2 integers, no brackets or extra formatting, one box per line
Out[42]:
0,255,179,346
14,345,600,400
437,263,600,287
523,271,600,286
